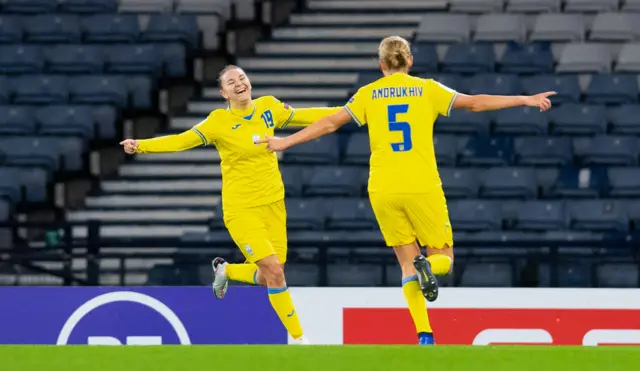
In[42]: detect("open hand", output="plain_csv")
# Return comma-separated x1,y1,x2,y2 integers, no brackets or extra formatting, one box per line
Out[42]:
524,91,557,112
120,139,139,154
255,135,291,153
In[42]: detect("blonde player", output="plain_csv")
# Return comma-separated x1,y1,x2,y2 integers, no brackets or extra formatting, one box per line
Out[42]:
121,65,340,344
258,36,556,345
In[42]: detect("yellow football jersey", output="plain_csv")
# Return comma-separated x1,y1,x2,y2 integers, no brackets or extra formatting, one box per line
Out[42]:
191,96,301,209
345,73,457,194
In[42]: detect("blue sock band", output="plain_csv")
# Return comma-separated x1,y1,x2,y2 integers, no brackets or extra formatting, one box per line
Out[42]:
267,286,288,295
402,275,418,286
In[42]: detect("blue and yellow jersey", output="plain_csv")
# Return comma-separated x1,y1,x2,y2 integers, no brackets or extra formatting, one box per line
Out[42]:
137,96,338,209
345,73,457,194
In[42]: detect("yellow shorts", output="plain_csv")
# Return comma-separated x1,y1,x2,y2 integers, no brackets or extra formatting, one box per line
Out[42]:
370,188,453,248
223,199,288,264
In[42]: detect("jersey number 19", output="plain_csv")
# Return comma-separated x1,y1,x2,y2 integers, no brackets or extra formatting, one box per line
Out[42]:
387,104,412,152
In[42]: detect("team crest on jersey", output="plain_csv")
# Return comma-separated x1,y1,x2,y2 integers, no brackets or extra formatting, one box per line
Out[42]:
252,134,260,144
244,244,254,256
348,96,355,103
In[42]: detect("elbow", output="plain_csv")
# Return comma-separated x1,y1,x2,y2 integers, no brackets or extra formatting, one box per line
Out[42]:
468,98,486,112
324,120,339,134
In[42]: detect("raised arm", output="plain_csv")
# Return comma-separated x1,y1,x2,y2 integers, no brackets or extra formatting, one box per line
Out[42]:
452,91,556,112
258,108,352,152
120,130,203,154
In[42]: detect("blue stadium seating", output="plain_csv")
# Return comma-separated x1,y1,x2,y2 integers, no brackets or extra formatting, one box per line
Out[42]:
514,137,573,166
3,0,58,13
0,15,23,43
433,135,459,166
283,135,340,164
460,136,513,166
608,168,640,197
546,166,607,198
0,44,43,74
24,15,82,43
461,263,513,287
0,198,10,222
326,198,377,230
436,109,490,134
0,136,60,170
523,75,581,104
281,166,304,197
481,167,537,199
142,14,199,47
0,76,9,102
285,198,325,230
35,105,95,139
425,74,462,91
550,104,607,135
442,43,495,73
499,42,554,74
82,14,140,43
60,0,118,13
608,104,640,134
570,200,628,232
448,200,502,231
68,75,127,107
304,166,362,197
12,75,69,104
343,133,369,165
465,74,521,95
585,74,639,104
105,44,160,75
597,263,639,288
514,201,567,231
0,166,48,203
574,136,638,166
494,106,549,135
0,105,36,135
410,42,438,73
44,45,103,74
439,167,479,198
122,75,153,109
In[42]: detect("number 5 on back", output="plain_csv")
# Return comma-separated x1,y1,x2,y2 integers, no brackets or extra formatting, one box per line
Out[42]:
387,104,412,152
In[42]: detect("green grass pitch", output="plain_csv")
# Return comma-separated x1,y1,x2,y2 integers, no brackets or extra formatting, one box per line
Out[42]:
1,346,637,371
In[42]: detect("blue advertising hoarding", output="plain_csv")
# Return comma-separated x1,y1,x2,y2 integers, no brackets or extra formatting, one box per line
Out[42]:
0,287,287,345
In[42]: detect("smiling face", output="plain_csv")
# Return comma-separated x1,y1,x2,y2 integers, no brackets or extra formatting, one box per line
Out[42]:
219,66,252,104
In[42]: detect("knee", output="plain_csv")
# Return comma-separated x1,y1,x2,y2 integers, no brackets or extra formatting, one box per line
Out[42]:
260,259,286,287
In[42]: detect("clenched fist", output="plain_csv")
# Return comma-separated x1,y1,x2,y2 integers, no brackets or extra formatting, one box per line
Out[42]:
120,139,139,154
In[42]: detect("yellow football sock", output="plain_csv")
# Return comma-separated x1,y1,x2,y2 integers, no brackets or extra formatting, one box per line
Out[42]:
427,254,452,276
402,276,432,333
268,287,304,339
226,263,259,285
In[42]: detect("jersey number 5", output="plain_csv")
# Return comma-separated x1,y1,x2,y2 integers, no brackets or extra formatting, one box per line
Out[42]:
387,104,412,152
261,110,275,128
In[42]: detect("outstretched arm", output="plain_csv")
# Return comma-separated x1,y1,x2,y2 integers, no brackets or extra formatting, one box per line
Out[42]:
120,130,203,154
286,107,342,127
452,91,556,112
258,108,352,152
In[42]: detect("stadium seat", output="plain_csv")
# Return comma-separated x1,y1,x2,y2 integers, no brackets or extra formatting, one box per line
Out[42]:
553,262,592,287
546,166,607,198
423,74,463,91
59,0,118,13
0,168,21,203
35,105,95,139
530,14,584,42
0,105,35,135
465,74,521,96
105,44,161,76
12,75,69,104
281,166,303,197
523,75,580,104
343,133,370,165
0,76,9,103
354,72,380,91
481,167,537,199
556,43,611,73
439,167,480,198
513,201,567,231
460,136,513,166
285,198,325,230
285,264,320,286
283,135,339,164
327,264,383,286
410,42,438,73
441,44,495,73
160,43,187,77
69,75,127,107
0,45,42,74
123,75,153,109
597,263,639,288
589,13,638,42
44,45,104,74
304,166,362,197
549,104,607,135
326,198,377,230
448,199,502,231
585,74,639,105
499,42,554,74
118,0,174,13
0,198,11,222
506,0,560,13
0,15,23,43
574,136,638,166
608,168,640,197
82,14,141,43
494,106,549,135
616,43,640,73
2,0,57,13
608,104,640,134
0,166,48,203
415,14,470,43
433,135,459,166
514,137,573,166
449,0,504,13
569,200,628,232
0,136,60,171
93,105,117,139
142,14,200,47
460,263,513,287
474,14,526,42
435,109,491,134
23,15,82,43
564,0,618,12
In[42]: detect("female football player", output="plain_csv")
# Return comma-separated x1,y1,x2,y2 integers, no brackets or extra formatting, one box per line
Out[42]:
121,65,339,344
258,36,555,345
